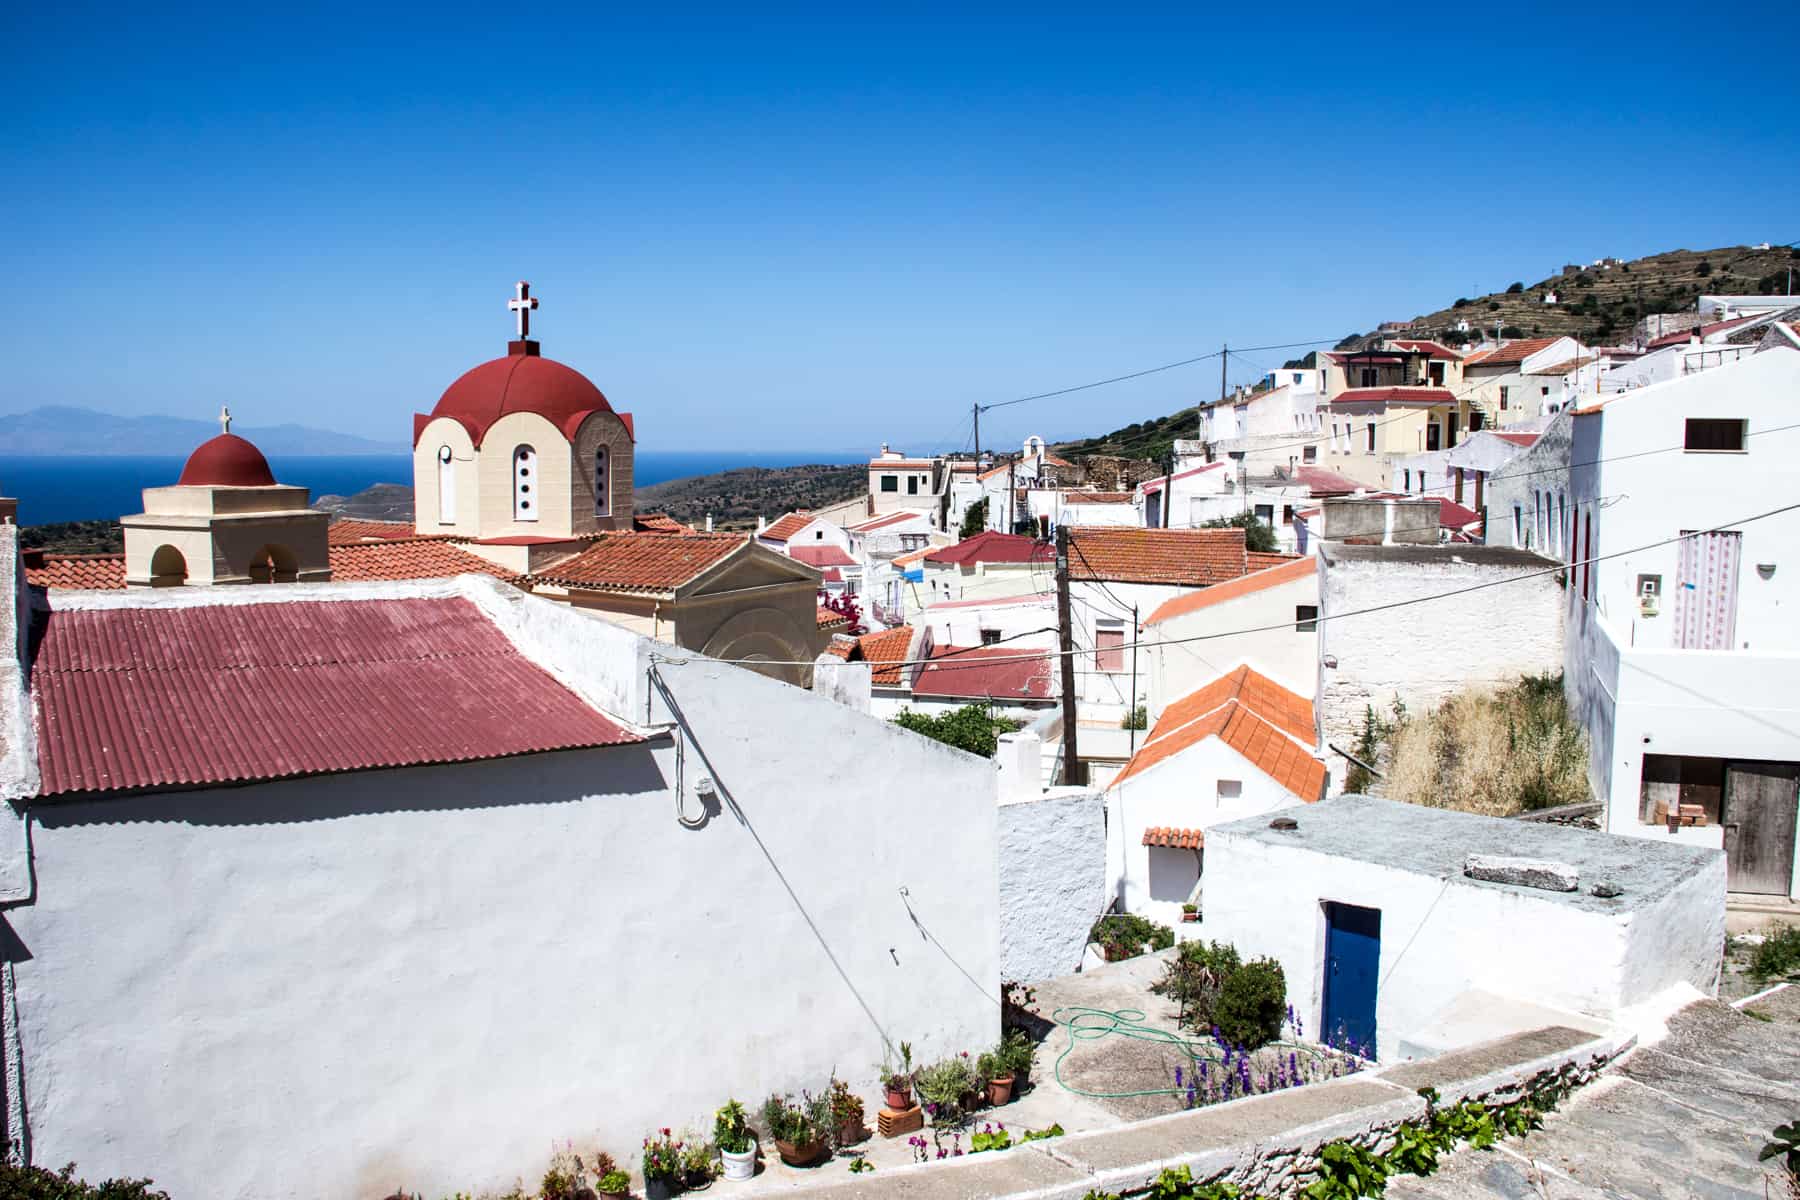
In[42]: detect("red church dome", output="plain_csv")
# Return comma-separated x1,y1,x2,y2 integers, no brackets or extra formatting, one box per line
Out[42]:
178,433,278,487
421,346,616,448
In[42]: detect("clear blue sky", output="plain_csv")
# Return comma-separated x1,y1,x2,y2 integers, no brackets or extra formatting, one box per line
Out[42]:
3,2,1795,455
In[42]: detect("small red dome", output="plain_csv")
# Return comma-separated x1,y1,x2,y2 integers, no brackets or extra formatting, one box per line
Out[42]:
178,433,278,487
424,350,614,448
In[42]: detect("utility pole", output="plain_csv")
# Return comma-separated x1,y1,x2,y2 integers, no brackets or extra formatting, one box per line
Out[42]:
1055,525,1086,787
973,402,982,461
1008,458,1016,534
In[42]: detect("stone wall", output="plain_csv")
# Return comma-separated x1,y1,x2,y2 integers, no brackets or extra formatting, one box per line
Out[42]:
1316,544,1564,751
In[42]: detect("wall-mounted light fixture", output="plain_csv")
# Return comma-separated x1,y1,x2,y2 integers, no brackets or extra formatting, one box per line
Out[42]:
1756,562,1776,580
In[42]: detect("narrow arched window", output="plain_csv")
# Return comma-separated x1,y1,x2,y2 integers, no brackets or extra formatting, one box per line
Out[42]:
436,445,457,524
594,445,611,518
513,444,538,522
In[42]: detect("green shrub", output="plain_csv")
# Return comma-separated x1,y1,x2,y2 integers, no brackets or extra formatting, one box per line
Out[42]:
1122,705,1148,731
1153,940,1241,1029
959,498,989,538
1214,958,1287,1050
1505,281,1524,294
1091,913,1174,960
1200,511,1276,553
1750,923,1800,981
0,1162,168,1200
893,704,1022,758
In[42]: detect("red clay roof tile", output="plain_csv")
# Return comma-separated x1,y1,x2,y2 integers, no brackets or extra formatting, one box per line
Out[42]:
1066,527,1247,587
1112,666,1324,798
1144,557,1315,625
531,533,747,593
1142,826,1206,850
759,511,814,542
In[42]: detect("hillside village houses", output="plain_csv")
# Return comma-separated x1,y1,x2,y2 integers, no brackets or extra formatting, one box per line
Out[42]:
7,272,1798,1196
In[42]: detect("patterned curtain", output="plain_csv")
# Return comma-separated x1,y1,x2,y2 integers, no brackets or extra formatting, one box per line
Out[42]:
1674,531,1742,650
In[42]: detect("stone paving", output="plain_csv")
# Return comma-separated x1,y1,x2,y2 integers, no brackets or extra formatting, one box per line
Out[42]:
1388,987,1800,1200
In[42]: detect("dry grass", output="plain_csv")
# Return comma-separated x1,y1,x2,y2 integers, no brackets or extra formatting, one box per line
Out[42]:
1383,674,1589,816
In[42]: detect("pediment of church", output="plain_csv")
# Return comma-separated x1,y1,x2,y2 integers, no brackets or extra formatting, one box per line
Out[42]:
683,544,821,599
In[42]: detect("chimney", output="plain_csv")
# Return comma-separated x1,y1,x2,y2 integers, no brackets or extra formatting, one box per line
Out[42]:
755,515,767,534
705,514,714,533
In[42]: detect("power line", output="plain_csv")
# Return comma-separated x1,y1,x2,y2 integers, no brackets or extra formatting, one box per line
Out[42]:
975,338,1342,414
706,498,1800,670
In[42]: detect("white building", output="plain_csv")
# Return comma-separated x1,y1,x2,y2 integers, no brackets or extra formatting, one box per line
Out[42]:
1562,346,1800,898
1203,795,1725,1061
0,540,1003,1199
1140,556,1319,706
1105,666,1326,924
866,445,940,520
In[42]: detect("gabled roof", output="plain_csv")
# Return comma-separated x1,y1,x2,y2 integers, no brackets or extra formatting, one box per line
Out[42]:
1064,491,1134,504
759,511,814,542
1287,465,1362,495
29,596,642,798
1111,665,1324,799
924,531,1049,566
911,646,1054,702
1526,356,1596,376
1387,339,1464,360
838,625,916,685
1328,387,1457,408
817,605,848,630
1143,827,1205,850
328,519,420,544
1066,527,1247,587
22,553,127,590
634,513,696,535
328,540,524,584
1144,557,1315,625
530,533,751,594
1491,431,1540,447
1464,337,1560,368
1646,314,1759,349
788,544,857,568
1138,462,1224,495
891,545,936,568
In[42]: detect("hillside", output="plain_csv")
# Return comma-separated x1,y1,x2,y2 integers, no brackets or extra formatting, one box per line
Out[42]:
1058,242,1799,461
307,463,868,530
0,406,399,456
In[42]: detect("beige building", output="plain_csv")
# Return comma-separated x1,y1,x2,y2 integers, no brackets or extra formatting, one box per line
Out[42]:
866,445,939,520
1321,387,1479,488
120,419,332,587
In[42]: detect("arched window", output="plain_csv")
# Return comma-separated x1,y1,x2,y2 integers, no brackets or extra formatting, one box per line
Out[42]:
249,544,298,584
594,445,610,518
436,445,457,525
513,444,538,522
149,544,187,588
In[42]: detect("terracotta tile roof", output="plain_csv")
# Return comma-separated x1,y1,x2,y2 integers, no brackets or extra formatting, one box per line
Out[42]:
1144,557,1314,625
531,533,747,593
1327,387,1457,408
842,625,916,685
1111,665,1323,798
817,606,849,630
1646,314,1758,349
977,464,1012,482
788,544,857,568
328,540,523,584
1066,491,1134,503
1143,827,1205,850
24,553,127,590
759,511,814,542
634,513,696,534
328,519,420,544
823,636,854,660
820,567,844,583
1247,551,1303,570
25,544,520,589
868,458,935,469
1526,356,1596,376
1492,432,1540,447
892,545,936,568
912,645,1054,702
925,531,1049,567
1460,348,1496,365
28,597,643,798
1066,527,1247,586
1042,453,1074,468
1465,337,1559,368
1387,339,1464,360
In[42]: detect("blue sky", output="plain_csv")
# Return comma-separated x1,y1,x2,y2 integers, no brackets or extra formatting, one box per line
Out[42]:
2,2,1795,455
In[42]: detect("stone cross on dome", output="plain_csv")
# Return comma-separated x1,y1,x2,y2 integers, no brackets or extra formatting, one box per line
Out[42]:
508,281,540,339
219,405,232,435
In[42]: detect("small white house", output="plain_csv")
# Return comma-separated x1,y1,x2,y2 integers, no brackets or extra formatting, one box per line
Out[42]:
1105,666,1327,924
1202,795,1725,1061
1141,556,1319,706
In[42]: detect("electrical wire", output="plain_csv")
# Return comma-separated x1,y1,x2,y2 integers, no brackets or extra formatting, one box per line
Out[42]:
975,338,1342,414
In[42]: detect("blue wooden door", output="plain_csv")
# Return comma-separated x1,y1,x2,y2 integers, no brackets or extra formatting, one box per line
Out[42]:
1322,903,1380,1058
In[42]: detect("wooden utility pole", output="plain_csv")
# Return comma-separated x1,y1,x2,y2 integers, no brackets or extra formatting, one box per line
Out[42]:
1219,344,1229,403
1055,525,1086,787
1128,604,1140,756
1008,458,1016,534
973,402,982,461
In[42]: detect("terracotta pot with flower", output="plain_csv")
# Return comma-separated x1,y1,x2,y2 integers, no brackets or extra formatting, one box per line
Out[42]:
828,1078,865,1147
878,1041,915,1111
760,1091,830,1166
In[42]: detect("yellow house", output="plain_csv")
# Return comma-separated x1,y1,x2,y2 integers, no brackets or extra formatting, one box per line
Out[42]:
1322,386,1480,488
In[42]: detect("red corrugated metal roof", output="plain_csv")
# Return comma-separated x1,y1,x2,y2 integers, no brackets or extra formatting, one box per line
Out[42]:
788,544,856,568
1327,387,1457,408
911,645,1054,701
925,531,1049,566
30,597,642,798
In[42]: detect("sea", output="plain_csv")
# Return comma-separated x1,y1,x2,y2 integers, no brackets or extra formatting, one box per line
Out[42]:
0,451,862,527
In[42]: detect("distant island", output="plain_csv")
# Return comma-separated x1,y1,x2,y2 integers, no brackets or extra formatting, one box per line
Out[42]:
0,405,399,456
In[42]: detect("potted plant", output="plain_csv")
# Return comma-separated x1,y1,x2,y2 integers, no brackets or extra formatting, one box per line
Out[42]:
977,1048,1012,1107
1181,903,1199,923
915,1053,983,1126
999,1029,1035,1089
680,1139,715,1191
879,1041,915,1111
594,1153,631,1200
714,1100,757,1182
828,1079,865,1147
642,1129,684,1200
760,1091,830,1166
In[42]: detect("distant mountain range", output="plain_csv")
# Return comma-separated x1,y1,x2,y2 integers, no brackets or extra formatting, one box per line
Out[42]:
0,406,399,456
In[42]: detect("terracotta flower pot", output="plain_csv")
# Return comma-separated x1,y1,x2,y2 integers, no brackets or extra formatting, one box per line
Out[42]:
986,1075,1015,1106
1181,912,1199,923
884,1085,913,1111
836,1117,864,1146
776,1137,826,1166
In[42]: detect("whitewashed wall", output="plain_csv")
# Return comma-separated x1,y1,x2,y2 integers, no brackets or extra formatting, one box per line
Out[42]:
1144,572,1319,711
1203,820,1724,1061
1316,546,1564,750
3,580,1002,1200
996,776,1106,982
